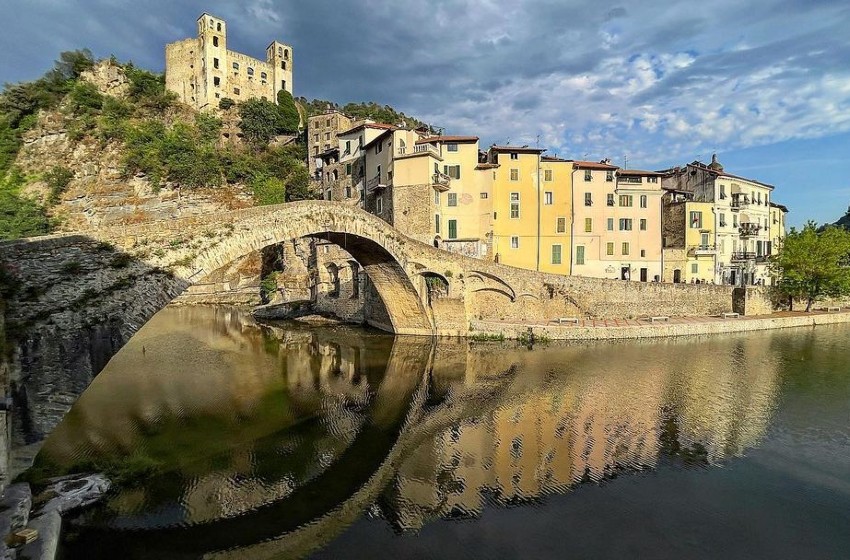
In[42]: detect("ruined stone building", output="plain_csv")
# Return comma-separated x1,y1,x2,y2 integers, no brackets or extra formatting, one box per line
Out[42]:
165,13,293,111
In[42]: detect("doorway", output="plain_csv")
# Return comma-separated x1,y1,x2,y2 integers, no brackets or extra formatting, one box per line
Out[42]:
673,269,682,283
640,268,648,282
621,267,630,281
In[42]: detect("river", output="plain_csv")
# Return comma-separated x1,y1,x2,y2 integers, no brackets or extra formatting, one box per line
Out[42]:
28,305,850,559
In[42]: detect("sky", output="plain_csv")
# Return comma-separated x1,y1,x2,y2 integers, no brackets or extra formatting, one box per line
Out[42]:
1,0,849,227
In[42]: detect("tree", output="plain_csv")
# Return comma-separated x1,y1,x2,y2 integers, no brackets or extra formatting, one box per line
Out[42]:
276,90,301,132
771,222,850,311
238,97,298,147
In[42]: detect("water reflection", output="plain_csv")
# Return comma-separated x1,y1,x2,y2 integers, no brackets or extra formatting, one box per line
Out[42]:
33,306,849,559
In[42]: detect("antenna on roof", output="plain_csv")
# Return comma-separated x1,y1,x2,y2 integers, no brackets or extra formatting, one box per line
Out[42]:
536,134,540,148
624,154,628,169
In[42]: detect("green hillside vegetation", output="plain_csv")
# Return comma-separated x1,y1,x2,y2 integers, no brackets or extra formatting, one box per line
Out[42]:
297,97,427,129
0,50,312,240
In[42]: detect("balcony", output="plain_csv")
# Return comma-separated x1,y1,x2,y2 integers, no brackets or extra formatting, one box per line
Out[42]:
689,244,717,256
367,175,390,191
432,171,451,192
739,222,762,237
397,144,441,159
731,251,757,261
730,196,751,210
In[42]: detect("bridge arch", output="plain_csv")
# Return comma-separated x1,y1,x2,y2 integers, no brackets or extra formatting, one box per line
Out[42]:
173,202,435,335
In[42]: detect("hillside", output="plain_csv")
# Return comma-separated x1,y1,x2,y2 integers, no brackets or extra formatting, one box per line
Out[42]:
297,97,428,129
0,51,310,238
834,207,850,230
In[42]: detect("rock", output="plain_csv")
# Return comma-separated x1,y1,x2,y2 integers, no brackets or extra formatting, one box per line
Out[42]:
36,474,110,516
0,483,32,558
17,510,60,560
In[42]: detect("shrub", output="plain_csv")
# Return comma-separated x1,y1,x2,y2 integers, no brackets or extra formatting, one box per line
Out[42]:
219,97,235,110
68,81,103,116
238,98,296,146
60,259,83,274
251,174,286,206
44,165,74,204
276,90,301,132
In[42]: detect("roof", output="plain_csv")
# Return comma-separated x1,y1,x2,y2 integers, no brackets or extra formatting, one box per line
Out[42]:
416,135,479,145
475,163,500,169
361,129,394,150
541,155,572,163
338,122,396,136
686,161,775,190
618,168,662,176
490,145,546,154
571,160,619,170
770,202,789,212
318,147,339,158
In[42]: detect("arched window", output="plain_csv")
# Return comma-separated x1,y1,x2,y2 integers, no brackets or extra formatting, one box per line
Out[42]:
349,262,360,299
247,67,254,76
326,264,340,298
232,62,239,71
278,47,282,57
216,22,221,31
261,72,267,81
332,169,338,181
284,49,289,60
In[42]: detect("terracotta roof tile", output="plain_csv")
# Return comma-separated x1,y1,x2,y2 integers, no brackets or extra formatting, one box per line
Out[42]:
416,135,479,145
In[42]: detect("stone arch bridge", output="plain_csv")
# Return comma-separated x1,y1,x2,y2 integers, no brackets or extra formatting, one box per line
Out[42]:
1,200,735,441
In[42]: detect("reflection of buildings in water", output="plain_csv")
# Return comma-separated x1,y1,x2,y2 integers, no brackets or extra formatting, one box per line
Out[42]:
385,333,782,529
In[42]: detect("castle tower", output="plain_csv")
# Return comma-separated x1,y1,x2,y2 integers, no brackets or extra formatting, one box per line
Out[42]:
267,40,294,101
197,13,227,110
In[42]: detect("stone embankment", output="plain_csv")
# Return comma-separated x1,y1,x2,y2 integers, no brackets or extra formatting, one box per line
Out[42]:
471,309,850,341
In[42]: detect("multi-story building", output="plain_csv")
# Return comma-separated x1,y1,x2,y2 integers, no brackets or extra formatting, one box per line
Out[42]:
661,155,776,285
165,13,293,111
488,147,573,273
661,193,718,283
307,111,353,179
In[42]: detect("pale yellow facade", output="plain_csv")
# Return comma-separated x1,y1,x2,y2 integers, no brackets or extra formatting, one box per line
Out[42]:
683,201,718,283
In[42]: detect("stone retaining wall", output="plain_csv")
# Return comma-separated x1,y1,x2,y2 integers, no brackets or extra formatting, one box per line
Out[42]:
470,310,850,342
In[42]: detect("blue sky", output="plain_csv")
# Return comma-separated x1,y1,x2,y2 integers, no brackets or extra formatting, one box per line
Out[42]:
1,0,848,227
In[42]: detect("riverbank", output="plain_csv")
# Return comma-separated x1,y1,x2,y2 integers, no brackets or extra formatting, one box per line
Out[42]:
470,309,850,341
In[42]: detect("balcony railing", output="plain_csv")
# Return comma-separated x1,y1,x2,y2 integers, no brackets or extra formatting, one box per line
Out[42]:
398,144,440,158
731,252,757,261
367,175,384,190
739,222,762,237
731,196,751,210
432,171,451,192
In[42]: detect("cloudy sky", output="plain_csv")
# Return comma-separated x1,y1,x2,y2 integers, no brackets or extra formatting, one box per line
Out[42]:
2,0,849,226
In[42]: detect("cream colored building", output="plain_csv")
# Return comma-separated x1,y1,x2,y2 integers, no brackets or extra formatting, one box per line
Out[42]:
661,156,777,285
165,13,293,111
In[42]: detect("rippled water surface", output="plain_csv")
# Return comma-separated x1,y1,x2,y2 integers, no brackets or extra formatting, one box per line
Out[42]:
34,306,850,559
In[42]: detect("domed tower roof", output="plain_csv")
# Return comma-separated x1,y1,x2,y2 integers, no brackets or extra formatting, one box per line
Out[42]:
708,153,724,171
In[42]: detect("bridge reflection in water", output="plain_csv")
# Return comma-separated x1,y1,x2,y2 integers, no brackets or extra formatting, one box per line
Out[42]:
32,306,788,559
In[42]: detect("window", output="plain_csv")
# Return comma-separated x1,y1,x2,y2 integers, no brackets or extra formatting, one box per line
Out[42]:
213,76,220,87
233,87,240,95
213,58,219,69
701,232,710,247
510,192,520,219
447,143,458,152
216,22,222,31
733,214,738,227
345,186,352,198
544,169,553,181
278,47,283,57
510,168,519,181
691,263,698,274
346,163,352,175
448,219,458,239
435,214,440,234
284,49,289,60
606,170,613,182
619,218,633,231
247,67,254,76
213,36,219,47
607,242,614,256
622,242,630,255
544,191,553,205
719,212,726,227
585,218,593,232
584,169,592,181
511,236,519,249
375,141,382,154
510,153,519,160
640,195,647,208
552,244,562,265
232,62,239,71
584,192,592,206
444,165,461,179
434,191,440,205
690,211,702,228
281,61,287,70
619,195,633,207
647,176,658,183
640,218,647,231
640,249,646,257
480,192,489,199
376,164,381,181
556,217,566,233
607,193,615,206
447,193,458,207
576,245,585,265
719,185,726,199
607,218,614,231
376,196,383,213
261,72,267,81
325,132,331,141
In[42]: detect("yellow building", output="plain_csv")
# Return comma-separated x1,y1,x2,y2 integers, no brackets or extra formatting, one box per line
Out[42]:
661,194,717,284
488,146,573,273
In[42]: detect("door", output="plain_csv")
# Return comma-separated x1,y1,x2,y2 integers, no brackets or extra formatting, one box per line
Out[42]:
673,269,682,283
730,270,737,286
640,268,648,282
621,267,630,280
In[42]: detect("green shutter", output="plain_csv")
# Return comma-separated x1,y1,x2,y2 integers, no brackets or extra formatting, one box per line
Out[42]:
576,246,585,265
448,219,457,239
